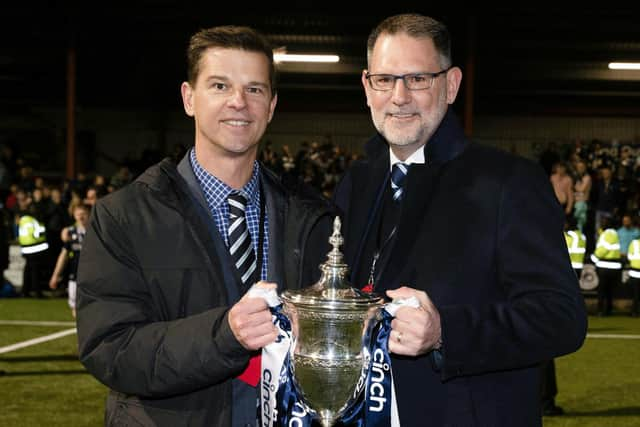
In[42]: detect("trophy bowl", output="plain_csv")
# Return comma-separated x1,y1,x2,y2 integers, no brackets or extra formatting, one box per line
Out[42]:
281,218,383,427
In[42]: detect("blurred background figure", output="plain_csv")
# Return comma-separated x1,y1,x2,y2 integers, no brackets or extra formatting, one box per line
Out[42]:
626,236,640,317
617,214,640,261
565,216,586,279
573,159,592,232
17,193,50,298
49,203,90,318
593,164,619,240
591,217,622,316
550,161,574,219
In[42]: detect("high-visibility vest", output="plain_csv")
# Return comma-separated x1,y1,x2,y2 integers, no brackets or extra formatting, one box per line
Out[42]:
627,239,640,278
590,228,621,269
565,229,586,269
18,215,49,254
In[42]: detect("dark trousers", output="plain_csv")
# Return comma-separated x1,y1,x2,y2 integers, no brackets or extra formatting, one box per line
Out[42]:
21,251,48,297
630,276,640,316
596,267,620,315
540,359,558,408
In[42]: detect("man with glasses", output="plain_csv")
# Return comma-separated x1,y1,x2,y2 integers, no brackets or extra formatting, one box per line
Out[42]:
334,13,587,426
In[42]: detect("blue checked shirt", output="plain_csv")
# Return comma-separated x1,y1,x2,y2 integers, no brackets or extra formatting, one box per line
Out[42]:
190,148,268,281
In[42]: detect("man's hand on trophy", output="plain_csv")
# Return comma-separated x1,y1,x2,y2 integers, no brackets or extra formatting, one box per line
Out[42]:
228,281,279,351
386,286,442,357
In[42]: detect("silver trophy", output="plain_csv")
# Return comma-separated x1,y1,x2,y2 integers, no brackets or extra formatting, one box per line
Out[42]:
282,217,384,427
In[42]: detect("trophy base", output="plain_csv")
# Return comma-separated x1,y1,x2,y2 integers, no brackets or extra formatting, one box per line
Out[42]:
319,409,333,427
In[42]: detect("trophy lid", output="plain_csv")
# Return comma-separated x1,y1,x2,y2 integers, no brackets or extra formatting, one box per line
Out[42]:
281,217,383,310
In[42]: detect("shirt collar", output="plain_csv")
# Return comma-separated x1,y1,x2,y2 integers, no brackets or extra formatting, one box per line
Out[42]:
389,146,426,171
189,148,260,209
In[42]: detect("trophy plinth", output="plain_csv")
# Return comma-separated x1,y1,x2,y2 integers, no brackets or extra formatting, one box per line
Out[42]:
281,217,383,427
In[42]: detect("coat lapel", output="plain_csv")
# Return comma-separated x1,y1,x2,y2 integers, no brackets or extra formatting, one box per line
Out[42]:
346,154,389,285
173,155,238,303
377,163,443,288
260,169,286,291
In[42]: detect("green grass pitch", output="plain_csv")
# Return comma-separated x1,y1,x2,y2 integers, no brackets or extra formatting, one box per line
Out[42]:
1,298,639,426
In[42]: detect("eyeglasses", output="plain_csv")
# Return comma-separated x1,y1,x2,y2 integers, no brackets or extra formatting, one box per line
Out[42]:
365,68,450,91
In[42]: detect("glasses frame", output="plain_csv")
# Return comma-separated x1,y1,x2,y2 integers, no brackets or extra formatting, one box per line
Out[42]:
365,67,451,91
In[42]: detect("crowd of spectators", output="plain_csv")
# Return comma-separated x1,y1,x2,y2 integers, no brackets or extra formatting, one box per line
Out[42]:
0,142,143,297
258,140,360,198
0,139,360,297
541,139,640,253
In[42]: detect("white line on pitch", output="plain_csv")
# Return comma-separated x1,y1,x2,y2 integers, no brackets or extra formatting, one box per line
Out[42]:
0,320,75,327
0,328,77,354
587,333,640,339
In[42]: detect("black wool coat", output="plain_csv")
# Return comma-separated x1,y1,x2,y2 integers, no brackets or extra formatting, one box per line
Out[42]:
333,110,587,427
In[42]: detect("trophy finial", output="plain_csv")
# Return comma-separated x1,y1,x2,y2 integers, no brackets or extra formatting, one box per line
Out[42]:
321,216,348,287
329,216,343,250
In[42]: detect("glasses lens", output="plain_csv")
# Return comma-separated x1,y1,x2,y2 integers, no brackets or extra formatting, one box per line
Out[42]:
405,74,431,90
371,75,393,90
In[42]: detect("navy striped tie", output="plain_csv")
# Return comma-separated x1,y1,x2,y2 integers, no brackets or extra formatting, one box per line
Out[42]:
227,192,257,286
391,163,408,202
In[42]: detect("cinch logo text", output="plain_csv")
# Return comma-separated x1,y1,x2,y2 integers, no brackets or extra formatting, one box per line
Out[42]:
368,348,389,412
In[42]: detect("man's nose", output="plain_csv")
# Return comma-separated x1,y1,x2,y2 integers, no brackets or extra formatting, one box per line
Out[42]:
227,88,248,108
391,77,412,105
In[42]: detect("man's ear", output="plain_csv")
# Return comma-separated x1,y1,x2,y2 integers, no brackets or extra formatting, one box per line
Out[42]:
181,82,195,117
267,92,278,123
361,69,372,108
445,67,463,105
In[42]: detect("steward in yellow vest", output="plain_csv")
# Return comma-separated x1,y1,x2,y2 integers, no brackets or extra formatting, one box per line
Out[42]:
565,229,586,272
17,214,50,298
591,228,621,269
18,215,49,254
626,238,640,316
591,226,621,316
